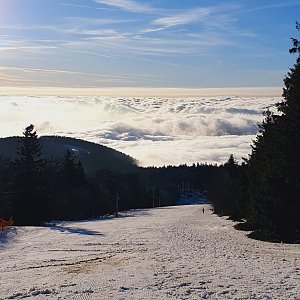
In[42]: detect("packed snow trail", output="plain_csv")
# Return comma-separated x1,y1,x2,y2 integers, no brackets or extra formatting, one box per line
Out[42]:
0,205,299,299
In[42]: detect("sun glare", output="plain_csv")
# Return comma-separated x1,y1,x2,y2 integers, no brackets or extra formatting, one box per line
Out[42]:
0,1,6,13
0,2,11,22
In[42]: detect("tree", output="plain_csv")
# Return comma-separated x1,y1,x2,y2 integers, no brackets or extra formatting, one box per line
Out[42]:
0,156,14,218
63,149,86,187
289,21,300,54
59,149,90,220
208,154,245,220
13,124,47,225
244,23,300,240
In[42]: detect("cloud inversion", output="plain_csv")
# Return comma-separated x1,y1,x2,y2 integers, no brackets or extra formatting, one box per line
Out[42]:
0,95,280,166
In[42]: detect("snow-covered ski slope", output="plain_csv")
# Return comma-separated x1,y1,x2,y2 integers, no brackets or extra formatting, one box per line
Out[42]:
0,205,299,299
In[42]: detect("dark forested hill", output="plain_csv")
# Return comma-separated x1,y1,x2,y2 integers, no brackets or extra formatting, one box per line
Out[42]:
0,136,137,174
0,130,214,224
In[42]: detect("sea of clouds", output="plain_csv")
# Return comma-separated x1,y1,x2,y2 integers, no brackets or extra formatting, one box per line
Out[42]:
0,95,280,166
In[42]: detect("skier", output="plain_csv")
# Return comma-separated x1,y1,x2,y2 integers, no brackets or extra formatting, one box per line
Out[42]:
202,208,205,214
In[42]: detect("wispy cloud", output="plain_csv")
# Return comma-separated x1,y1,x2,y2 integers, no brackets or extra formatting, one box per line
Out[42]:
0,1,292,89
60,2,112,10
152,8,210,28
93,0,154,13
66,28,130,39
0,65,163,88
0,24,59,31
0,38,57,54
0,45,56,52
60,2,95,9
65,17,140,27
238,1,300,14
0,65,138,79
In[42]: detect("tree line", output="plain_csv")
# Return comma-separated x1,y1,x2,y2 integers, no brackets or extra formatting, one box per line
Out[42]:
0,125,216,225
208,23,300,242
0,125,162,225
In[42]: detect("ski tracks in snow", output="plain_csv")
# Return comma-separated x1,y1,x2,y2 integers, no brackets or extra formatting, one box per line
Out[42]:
0,205,299,299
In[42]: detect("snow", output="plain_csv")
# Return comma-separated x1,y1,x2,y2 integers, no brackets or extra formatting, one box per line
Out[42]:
0,205,299,299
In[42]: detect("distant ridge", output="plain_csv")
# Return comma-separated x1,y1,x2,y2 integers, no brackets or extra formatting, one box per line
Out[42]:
0,136,137,174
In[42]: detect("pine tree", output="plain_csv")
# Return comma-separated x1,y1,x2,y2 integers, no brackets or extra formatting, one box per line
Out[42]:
60,149,88,219
63,149,86,186
13,124,47,225
245,24,300,240
0,156,14,218
274,24,300,235
209,154,246,220
289,21,300,54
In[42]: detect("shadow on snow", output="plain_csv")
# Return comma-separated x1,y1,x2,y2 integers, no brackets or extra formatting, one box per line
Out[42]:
49,225,103,236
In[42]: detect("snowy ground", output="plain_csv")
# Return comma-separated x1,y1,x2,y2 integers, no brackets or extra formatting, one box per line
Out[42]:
0,205,299,300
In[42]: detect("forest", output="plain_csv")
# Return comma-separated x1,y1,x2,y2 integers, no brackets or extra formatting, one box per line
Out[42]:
208,24,300,242
0,127,216,225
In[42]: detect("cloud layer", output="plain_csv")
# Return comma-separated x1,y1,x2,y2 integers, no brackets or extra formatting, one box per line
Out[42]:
0,95,280,166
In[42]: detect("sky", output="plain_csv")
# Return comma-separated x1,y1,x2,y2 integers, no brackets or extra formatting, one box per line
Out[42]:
0,0,299,94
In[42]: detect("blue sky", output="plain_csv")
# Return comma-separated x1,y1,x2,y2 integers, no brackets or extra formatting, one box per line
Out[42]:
0,0,299,92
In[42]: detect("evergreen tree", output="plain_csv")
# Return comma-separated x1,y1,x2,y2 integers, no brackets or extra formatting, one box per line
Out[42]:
209,154,245,220
60,149,90,220
0,156,14,218
63,149,86,187
289,21,300,54
13,124,47,225
245,24,300,240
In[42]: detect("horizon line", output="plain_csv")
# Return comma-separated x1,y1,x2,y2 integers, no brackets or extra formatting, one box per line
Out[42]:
0,86,282,97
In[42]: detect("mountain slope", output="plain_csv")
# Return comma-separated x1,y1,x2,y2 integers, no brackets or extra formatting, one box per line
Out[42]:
0,136,137,174
0,205,299,299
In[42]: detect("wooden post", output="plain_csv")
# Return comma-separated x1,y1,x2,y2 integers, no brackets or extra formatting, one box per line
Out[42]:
152,190,155,208
115,192,119,217
92,200,95,218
